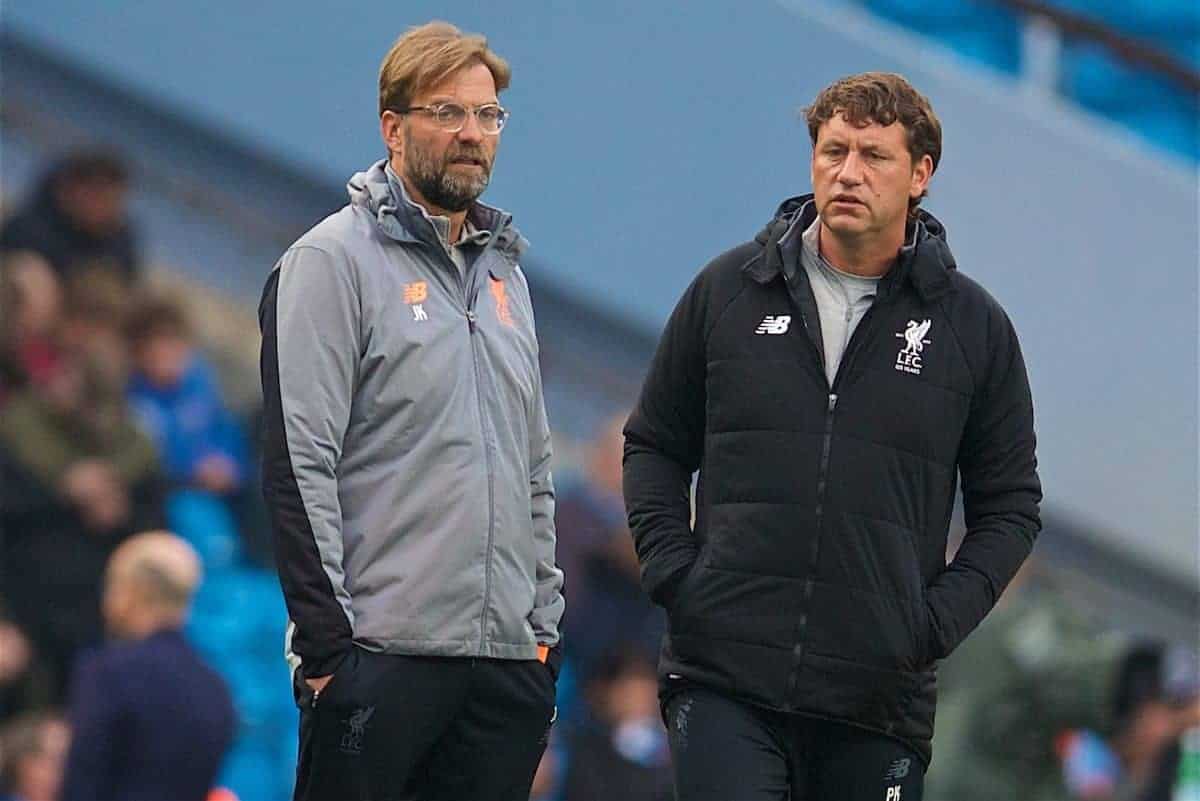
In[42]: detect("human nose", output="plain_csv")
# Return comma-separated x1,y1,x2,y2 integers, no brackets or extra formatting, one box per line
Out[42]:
836,151,864,186
456,110,485,143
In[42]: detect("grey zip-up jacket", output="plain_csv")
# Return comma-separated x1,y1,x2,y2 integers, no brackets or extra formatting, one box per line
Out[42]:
260,160,564,680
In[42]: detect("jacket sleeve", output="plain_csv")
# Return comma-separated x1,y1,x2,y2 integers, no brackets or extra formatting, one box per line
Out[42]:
623,273,708,609
259,245,359,679
59,655,117,801
926,301,1042,660
526,345,565,658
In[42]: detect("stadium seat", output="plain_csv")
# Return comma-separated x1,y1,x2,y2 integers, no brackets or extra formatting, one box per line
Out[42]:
166,490,242,570
1060,40,1199,160
861,0,1022,74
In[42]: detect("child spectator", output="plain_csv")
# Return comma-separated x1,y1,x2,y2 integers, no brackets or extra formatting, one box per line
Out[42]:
125,295,249,566
125,296,248,496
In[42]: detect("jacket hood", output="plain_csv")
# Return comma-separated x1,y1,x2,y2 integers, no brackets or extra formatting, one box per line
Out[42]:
750,194,956,301
346,160,528,266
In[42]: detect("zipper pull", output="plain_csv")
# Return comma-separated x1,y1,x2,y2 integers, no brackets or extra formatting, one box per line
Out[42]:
466,310,478,332
828,393,838,412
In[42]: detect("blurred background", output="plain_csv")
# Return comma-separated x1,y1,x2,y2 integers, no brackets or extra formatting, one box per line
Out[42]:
0,1,1196,799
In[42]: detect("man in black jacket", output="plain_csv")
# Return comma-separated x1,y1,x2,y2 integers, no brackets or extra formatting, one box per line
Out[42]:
623,72,1041,800
0,151,139,284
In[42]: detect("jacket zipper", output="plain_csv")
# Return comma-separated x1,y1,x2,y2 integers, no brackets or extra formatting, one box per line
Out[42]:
782,270,886,707
467,305,498,655
439,243,499,656
782,272,827,376
786,390,838,705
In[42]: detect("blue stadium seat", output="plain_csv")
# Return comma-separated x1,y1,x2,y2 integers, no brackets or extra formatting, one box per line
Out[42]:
1051,0,1199,70
862,0,1022,74
188,565,297,801
936,23,1022,73
1129,107,1200,160
858,0,1198,159
1061,42,1162,112
865,0,993,20
1162,34,1200,70
1060,41,1199,160
166,490,241,570
218,740,294,801
1053,0,1199,40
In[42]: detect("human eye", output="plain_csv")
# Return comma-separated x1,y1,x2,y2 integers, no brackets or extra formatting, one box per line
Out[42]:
436,103,467,126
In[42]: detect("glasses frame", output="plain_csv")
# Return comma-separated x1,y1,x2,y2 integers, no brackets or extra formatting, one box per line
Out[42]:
396,102,510,135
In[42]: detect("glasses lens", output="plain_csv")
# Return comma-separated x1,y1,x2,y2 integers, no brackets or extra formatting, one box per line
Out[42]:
435,104,468,131
477,106,507,134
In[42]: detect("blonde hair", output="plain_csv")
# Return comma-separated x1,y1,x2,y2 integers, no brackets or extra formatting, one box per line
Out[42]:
379,21,511,117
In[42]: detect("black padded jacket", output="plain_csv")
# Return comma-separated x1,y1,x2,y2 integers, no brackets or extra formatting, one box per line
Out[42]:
623,196,1042,764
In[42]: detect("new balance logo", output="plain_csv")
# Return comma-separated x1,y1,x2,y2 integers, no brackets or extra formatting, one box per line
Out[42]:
883,756,910,800
755,315,791,335
403,281,430,323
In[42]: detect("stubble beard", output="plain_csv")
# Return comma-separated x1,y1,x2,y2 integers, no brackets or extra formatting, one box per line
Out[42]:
404,138,491,213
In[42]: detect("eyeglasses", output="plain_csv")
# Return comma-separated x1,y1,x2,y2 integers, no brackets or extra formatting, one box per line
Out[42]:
397,102,509,135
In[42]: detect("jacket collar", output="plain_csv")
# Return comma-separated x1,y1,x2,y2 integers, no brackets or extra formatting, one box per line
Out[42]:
346,159,527,279
746,194,955,302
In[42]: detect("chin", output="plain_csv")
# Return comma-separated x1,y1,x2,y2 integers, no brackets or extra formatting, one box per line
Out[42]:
822,217,870,236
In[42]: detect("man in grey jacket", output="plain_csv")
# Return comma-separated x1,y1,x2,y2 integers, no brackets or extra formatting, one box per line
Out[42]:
259,21,564,801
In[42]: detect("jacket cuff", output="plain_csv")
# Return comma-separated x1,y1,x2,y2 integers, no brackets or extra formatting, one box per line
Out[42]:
650,553,699,610
301,646,351,680
541,641,564,681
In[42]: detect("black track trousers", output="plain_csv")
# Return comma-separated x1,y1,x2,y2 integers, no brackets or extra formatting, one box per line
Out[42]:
293,648,556,801
665,687,924,801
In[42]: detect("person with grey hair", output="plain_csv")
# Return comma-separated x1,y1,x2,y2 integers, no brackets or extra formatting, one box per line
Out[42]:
58,531,234,801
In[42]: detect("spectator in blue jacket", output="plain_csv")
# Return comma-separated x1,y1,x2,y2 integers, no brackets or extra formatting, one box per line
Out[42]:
125,296,247,495
125,297,248,563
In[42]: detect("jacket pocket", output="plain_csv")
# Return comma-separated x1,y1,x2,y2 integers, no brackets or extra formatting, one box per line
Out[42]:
666,552,706,625
816,513,926,670
311,647,360,711
910,595,933,671
807,581,920,674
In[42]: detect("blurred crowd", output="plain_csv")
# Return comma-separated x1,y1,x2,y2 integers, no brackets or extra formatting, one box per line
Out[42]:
0,151,1196,801
0,151,262,800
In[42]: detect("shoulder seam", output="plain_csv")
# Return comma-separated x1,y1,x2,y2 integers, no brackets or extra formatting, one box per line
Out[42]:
934,295,978,397
705,281,752,346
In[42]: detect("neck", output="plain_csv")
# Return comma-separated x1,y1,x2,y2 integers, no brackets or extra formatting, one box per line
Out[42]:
818,220,906,278
115,612,183,641
389,155,468,244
